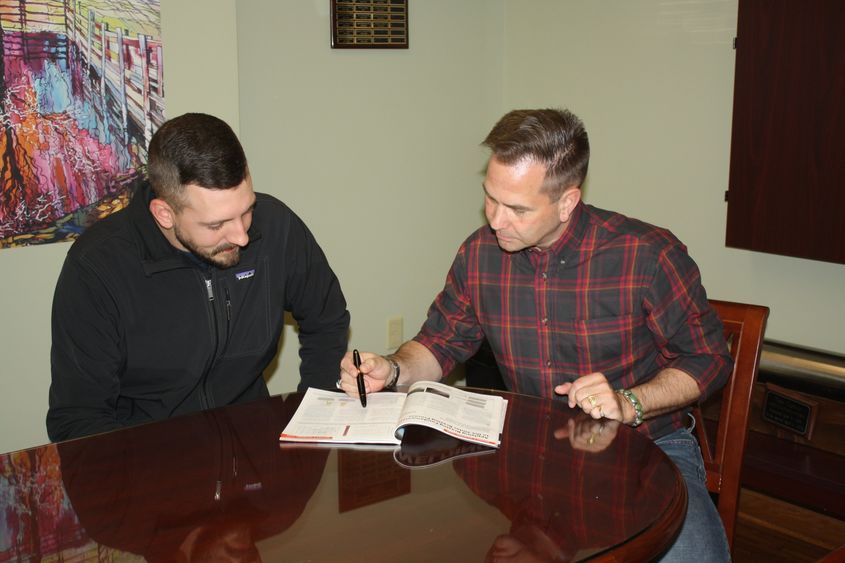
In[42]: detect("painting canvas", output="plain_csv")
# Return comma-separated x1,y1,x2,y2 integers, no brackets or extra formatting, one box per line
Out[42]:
0,0,163,249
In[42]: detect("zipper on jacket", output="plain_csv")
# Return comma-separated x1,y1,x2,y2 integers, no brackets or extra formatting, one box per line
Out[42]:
205,278,214,301
224,286,232,338
200,274,219,410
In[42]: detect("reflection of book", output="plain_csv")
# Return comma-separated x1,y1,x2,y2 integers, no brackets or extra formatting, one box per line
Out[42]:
393,425,497,469
279,382,508,448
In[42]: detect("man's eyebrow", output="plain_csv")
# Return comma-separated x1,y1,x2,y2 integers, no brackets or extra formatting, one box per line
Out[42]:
482,183,532,212
199,200,257,227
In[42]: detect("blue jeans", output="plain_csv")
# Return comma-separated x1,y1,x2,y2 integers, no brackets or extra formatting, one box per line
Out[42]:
654,425,731,562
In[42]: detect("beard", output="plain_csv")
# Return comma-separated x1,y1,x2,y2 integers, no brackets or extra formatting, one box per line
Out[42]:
174,226,242,269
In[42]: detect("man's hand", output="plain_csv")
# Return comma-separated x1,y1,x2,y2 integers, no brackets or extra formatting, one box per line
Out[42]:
554,372,625,422
555,368,704,426
338,351,391,398
338,341,443,399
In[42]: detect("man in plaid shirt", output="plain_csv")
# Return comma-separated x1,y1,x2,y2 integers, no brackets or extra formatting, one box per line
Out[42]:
340,108,732,561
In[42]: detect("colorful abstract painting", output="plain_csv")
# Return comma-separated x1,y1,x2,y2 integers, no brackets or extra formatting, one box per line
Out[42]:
0,0,163,249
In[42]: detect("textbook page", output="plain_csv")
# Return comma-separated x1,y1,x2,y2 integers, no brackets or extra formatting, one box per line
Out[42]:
395,381,507,447
279,389,406,445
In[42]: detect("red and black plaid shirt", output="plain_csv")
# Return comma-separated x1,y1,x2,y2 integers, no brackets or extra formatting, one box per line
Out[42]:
414,201,732,439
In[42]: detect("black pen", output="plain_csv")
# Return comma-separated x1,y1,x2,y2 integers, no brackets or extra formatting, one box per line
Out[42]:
353,349,367,408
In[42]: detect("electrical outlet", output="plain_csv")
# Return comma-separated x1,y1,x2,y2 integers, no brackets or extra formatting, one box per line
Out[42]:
387,316,404,350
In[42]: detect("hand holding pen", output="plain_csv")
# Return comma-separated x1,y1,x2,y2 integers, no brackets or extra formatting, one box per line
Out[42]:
353,349,367,408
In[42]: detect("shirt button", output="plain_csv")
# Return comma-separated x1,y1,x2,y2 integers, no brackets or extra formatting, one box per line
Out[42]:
541,272,548,280
542,317,548,324
546,360,551,367
560,259,566,265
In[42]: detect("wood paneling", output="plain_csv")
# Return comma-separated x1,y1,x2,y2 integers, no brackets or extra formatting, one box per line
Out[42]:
733,488,845,562
726,0,845,264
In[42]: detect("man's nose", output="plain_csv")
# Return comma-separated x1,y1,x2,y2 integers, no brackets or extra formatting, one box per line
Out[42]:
228,221,249,247
487,205,506,230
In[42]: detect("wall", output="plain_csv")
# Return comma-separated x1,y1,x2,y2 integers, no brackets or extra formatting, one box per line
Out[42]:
0,0,241,453
499,0,845,355
235,0,504,394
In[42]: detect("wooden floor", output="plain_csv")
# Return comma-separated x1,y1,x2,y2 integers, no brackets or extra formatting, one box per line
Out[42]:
731,489,845,562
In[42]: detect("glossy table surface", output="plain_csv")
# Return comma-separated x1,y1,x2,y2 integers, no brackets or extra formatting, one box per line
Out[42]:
0,390,686,562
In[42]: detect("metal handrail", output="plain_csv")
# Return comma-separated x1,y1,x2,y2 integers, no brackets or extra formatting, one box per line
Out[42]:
760,341,845,390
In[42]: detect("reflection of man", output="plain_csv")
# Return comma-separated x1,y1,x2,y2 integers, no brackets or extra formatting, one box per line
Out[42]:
341,109,732,560
59,395,328,562
48,113,349,442
453,394,674,562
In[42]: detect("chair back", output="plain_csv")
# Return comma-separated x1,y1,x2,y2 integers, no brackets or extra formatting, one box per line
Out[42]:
693,299,769,552
817,543,845,563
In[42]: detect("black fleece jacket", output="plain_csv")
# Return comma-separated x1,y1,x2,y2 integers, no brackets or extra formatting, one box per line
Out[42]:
47,181,349,441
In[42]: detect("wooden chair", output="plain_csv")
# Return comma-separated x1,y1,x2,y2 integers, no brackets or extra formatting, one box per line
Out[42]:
693,299,770,552
817,543,845,563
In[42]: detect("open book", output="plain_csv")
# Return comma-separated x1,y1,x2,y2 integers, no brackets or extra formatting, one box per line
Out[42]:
279,381,508,448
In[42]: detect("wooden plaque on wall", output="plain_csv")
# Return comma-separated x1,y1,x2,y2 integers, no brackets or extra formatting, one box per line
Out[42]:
331,0,409,49
725,0,845,264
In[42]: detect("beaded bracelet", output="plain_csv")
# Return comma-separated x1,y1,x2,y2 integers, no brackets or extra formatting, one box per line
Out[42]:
616,388,644,427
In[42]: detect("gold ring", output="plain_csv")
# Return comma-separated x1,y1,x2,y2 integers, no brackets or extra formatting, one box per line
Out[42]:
599,406,604,418
588,395,597,407
588,434,596,445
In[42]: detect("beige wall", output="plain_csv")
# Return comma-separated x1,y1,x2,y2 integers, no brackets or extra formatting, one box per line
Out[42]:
2,0,842,454
0,0,241,453
499,0,845,355
235,0,503,394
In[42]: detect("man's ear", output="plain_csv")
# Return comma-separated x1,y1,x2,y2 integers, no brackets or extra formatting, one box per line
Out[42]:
557,187,581,222
149,198,176,229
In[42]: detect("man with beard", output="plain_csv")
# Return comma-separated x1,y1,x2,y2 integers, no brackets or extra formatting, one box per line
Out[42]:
48,113,349,441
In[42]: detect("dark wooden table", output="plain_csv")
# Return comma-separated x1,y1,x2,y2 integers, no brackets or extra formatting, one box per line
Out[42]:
0,390,686,562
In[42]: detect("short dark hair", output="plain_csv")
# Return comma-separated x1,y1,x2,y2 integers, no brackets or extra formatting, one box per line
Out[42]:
147,113,248,210
482,108,590,201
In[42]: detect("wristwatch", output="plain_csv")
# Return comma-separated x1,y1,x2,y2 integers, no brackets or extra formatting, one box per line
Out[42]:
384,356,400,390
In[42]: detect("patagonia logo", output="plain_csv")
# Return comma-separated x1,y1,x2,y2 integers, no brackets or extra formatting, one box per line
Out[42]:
235,269,255,281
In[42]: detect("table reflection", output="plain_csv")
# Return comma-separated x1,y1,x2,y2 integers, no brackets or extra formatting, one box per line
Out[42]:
57,395,327,562
452,395,678,561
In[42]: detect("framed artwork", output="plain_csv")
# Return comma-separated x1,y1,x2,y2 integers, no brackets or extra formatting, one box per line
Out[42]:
0,0,164,249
